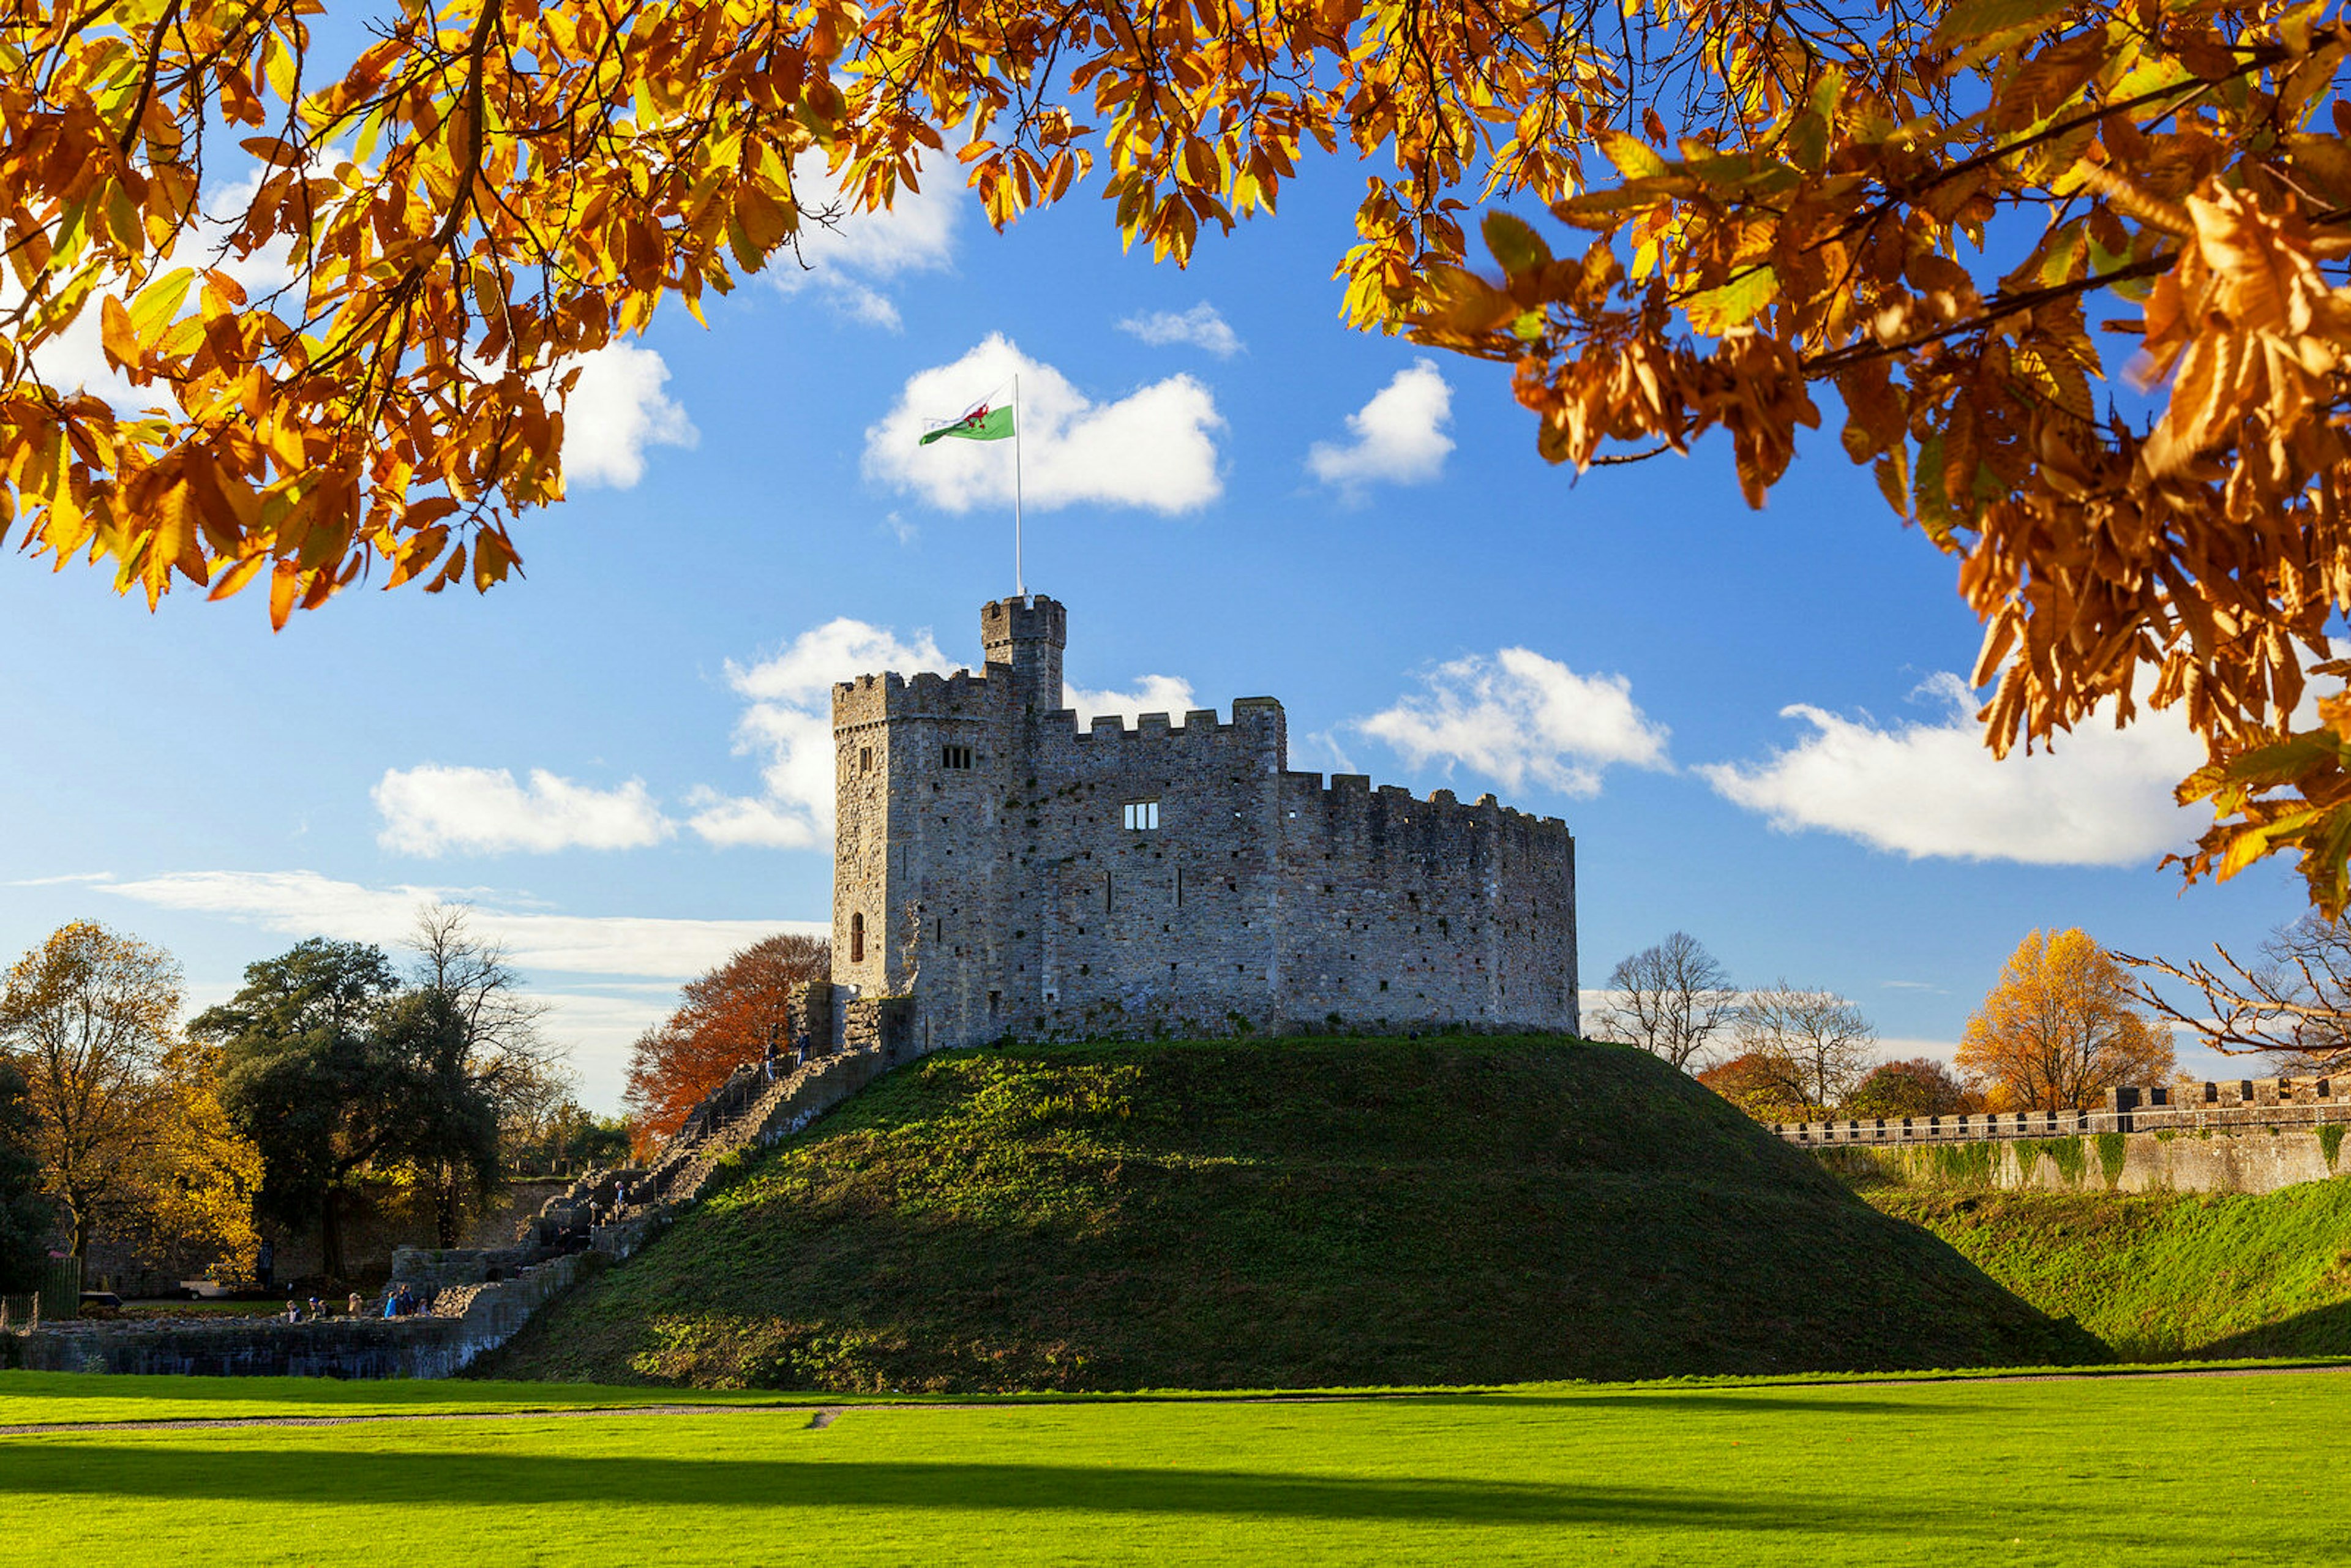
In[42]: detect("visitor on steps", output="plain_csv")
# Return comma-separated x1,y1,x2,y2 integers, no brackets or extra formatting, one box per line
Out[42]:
763,1038,779,1081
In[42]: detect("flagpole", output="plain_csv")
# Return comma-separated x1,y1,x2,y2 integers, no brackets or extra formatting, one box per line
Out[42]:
1013,373,1026,599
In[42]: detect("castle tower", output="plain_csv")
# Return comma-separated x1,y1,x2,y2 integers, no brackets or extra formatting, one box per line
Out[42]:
831,588,1577,1056
981,594,1065,714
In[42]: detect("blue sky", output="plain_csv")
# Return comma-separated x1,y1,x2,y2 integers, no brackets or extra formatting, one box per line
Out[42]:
0,148,2298,1110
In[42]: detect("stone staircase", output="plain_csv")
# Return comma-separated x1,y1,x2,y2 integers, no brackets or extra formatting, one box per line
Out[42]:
567,1043,897,1259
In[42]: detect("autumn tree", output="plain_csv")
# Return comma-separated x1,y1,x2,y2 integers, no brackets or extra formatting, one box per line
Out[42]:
1729,983,1880,1115
0,921,258,1273
1845,1057,1980,1120
1599,931,1737,1071
623,934,828,1147
4,4,2349,904
118,1036,266,1282
1,921,175,1257
1695,1051,1808,1123
1959,928,2175,1111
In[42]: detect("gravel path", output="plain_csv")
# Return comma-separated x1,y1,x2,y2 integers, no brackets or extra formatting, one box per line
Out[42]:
2,1362,2344,1438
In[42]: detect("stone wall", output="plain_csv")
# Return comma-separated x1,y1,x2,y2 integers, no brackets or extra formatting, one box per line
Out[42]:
832,593,1578,1052
842,997,914,1061
1775,1077,2351,1148
1788,1076,2351,1197
1269,772,1577,1034
1823,1124,2346,1196
6,1252,593,1378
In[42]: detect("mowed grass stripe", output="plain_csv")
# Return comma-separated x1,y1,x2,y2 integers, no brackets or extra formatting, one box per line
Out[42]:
1,1376,2340,1566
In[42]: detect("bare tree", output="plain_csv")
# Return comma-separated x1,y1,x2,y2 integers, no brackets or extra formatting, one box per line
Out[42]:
409,903,567,1120
407,904,572,1240
1732,983,1879,1116
1599,932,1736,1071
2124,915,2351,1076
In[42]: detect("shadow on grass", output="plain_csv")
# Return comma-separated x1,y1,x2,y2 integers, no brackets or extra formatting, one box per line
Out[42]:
0,1444,1900,1531
0,1372,671,1411
2195,1299,2351,1360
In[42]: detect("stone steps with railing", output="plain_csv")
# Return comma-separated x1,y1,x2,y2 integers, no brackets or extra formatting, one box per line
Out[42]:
581,1042,897,1259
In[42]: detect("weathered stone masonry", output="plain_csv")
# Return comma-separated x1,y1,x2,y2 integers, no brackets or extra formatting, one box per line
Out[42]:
830,593,1579,1049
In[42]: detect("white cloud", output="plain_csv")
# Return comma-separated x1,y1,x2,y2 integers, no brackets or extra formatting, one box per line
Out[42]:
1065,675,1201,722
864,334,1223,514
100,869,819,978
1698,673,2208,867
1358,648,1671,797
688,617,951,849
560,342,697,489
373,766,675,857
1117,303,1242,358
1308,359,1455,493
770,151,962,328
534,991,680,1107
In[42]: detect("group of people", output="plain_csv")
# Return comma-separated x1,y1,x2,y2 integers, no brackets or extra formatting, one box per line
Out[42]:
272,1286,434,1323
380,1283,430,1318
280,1292,369,1324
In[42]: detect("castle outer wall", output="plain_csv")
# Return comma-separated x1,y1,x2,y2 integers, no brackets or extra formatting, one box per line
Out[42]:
831,595,1577,1050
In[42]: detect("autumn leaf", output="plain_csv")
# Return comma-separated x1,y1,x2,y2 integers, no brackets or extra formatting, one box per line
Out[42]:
1685,268,1778,335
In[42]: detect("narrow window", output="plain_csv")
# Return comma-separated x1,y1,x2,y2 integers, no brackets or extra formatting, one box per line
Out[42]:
1104,871,1114,914
860,746,873,773
850,912,864,963
988,990,1001,1019
1176,868,1183,907
1123,800,1160,830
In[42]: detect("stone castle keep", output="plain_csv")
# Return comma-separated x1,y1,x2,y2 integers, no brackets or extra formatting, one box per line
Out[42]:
826,593,1578,1049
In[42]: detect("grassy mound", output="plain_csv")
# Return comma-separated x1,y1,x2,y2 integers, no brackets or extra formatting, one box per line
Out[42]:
484,1037,2098,1391
1873,1184,2351,1360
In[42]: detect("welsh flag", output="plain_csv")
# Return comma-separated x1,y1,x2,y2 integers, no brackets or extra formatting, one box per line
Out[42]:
920,403,1014,444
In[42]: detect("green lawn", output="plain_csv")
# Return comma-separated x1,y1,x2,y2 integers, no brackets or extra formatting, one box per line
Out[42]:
2,1368,2345,1564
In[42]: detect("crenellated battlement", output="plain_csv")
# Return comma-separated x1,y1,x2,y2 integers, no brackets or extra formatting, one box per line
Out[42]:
1773,1078,2351,1146
1277,770,1571,838
1027,699,1282,745
833,666,1007,729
